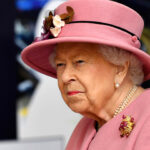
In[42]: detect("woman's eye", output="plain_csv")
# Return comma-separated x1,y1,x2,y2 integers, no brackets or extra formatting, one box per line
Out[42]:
56,63,65,67
76,60,85,64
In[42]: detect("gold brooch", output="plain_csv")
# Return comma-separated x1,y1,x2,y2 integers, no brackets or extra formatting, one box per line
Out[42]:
119,115,135,137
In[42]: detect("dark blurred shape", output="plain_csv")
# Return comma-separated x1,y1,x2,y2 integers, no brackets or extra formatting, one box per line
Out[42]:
0,0,16,139
16,63,38,99
142,80,150,89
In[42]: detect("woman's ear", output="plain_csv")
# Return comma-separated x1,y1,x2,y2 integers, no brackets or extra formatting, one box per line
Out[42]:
115,61,130,86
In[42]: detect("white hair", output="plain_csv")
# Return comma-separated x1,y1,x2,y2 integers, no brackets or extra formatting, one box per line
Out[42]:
98,45,144,85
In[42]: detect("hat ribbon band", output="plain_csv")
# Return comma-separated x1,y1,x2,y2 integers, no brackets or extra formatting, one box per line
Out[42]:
68,21,140,41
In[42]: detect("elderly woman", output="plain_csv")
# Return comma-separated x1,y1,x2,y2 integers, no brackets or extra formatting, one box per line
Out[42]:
21,0,150,149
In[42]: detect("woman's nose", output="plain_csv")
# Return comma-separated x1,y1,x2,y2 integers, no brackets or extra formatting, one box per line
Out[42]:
61,65,76,84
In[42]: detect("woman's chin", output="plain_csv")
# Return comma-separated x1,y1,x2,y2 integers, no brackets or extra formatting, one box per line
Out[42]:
67,100,88,114
63,94,88,113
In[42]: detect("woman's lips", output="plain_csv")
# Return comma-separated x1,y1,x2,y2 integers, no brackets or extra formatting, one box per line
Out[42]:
67,91,82,96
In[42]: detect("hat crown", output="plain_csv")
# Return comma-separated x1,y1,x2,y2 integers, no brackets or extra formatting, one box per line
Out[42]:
55,0,144,38
21,0,150,82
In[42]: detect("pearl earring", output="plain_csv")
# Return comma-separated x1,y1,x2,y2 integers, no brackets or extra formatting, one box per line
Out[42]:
115,82,120,88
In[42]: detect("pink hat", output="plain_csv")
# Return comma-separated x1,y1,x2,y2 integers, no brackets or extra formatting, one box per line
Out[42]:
21,0,150,81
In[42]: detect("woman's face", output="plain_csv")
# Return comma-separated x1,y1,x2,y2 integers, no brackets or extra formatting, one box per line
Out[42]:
54,42,117,116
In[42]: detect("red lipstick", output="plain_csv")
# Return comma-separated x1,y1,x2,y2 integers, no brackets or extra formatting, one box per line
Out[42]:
67,91,81,96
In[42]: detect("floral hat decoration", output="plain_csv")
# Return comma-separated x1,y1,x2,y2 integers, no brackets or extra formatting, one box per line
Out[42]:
34,6,74,42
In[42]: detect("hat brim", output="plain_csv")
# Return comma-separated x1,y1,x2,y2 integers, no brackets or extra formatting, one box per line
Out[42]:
21,36,150,81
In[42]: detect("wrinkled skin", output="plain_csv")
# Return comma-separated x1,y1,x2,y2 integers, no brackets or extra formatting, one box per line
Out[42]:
54,42,144,125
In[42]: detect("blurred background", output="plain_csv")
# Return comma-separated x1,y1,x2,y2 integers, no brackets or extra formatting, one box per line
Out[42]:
0,0,150,149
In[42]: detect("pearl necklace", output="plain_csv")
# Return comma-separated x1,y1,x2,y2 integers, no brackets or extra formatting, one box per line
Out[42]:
113,85,138,117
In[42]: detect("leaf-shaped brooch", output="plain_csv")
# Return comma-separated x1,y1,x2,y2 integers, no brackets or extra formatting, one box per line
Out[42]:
34,6,74,42
119,115,135,137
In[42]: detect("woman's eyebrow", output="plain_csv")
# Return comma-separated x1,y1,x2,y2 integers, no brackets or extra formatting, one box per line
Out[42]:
54,56,66,63
54,55,62,61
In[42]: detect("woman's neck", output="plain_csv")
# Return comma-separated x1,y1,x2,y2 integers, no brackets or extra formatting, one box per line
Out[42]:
96,84,145,127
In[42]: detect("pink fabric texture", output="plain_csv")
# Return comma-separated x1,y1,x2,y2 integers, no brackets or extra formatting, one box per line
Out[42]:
66,89,150,150
21,0,150,81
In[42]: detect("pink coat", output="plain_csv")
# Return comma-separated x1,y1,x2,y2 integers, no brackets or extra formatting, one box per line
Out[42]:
66,89,150,150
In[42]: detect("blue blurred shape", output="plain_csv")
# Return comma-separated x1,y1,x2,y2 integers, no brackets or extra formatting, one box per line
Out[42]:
16,0,50,11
